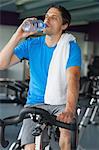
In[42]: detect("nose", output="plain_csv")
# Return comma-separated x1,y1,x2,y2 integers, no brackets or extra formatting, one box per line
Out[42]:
44,16,51,23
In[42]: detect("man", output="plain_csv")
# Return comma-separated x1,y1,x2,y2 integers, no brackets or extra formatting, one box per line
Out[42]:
0,4,81,150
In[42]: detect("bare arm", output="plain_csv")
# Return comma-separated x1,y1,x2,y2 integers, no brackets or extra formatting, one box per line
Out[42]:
0,34,22,70
0,18,37,70
57,66,80,123
65,66,80,115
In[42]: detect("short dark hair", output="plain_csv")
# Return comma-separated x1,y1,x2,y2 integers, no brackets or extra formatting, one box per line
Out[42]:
46,4,71,27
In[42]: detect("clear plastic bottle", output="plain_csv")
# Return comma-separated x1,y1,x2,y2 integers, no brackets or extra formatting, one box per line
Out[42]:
22,19,46,32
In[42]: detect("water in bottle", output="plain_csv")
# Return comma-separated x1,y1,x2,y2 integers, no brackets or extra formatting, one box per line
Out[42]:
22,19,46,32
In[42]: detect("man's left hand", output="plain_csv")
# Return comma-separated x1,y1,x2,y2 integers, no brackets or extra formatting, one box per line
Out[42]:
57,110,75,123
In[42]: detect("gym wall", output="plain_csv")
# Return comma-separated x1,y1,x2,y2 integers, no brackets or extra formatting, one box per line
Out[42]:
0,25,24,81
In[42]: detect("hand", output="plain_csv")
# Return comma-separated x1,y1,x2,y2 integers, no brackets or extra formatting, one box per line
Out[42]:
57,110,75,123
15,18,38,40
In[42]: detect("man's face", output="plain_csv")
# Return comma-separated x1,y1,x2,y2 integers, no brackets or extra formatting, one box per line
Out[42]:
43,8,65,35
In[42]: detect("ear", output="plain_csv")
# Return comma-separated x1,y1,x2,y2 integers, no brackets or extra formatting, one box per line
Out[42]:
62,23,68,30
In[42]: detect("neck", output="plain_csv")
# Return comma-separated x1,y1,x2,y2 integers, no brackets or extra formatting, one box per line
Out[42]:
45,34,62,47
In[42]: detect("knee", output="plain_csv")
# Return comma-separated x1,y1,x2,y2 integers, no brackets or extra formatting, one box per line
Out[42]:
24,143,35,150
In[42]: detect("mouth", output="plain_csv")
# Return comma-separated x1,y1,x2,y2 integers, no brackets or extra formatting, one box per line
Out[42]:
45,23,49,28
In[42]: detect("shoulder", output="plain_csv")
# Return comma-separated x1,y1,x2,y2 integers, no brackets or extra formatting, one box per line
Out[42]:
70,41,81,51
69,41,81,56
66,41,82,69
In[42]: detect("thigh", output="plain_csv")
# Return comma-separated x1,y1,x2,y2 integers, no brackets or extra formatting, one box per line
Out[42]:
21,118,37,147
20,104,51,147
48,104,66,115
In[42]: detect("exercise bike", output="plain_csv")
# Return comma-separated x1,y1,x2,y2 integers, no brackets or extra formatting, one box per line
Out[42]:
77,76,99,150
0,107,77,150
0,78,28,105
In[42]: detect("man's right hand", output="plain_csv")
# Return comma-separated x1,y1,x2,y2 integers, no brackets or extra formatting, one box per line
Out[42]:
15,18,38,40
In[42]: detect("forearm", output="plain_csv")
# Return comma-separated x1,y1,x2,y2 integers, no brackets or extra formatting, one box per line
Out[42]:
65,68,80,115
0,33,21,70
66,77,79,114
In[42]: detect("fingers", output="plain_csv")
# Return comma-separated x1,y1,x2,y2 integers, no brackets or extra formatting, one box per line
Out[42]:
23,17,37,24
16,17,38,38
57,111,75,123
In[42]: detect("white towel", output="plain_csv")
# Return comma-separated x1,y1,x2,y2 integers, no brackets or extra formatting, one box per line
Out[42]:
44,33,76,105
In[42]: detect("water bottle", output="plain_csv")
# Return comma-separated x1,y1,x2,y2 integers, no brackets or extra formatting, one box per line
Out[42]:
22,19,46,32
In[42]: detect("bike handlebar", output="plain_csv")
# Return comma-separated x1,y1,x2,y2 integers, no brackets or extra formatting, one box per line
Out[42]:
0,107,76,148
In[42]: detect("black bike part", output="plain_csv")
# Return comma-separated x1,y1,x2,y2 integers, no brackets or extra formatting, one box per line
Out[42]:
20,107,76,131
3,107,76,130
0,119,9,148
32,126,43,136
